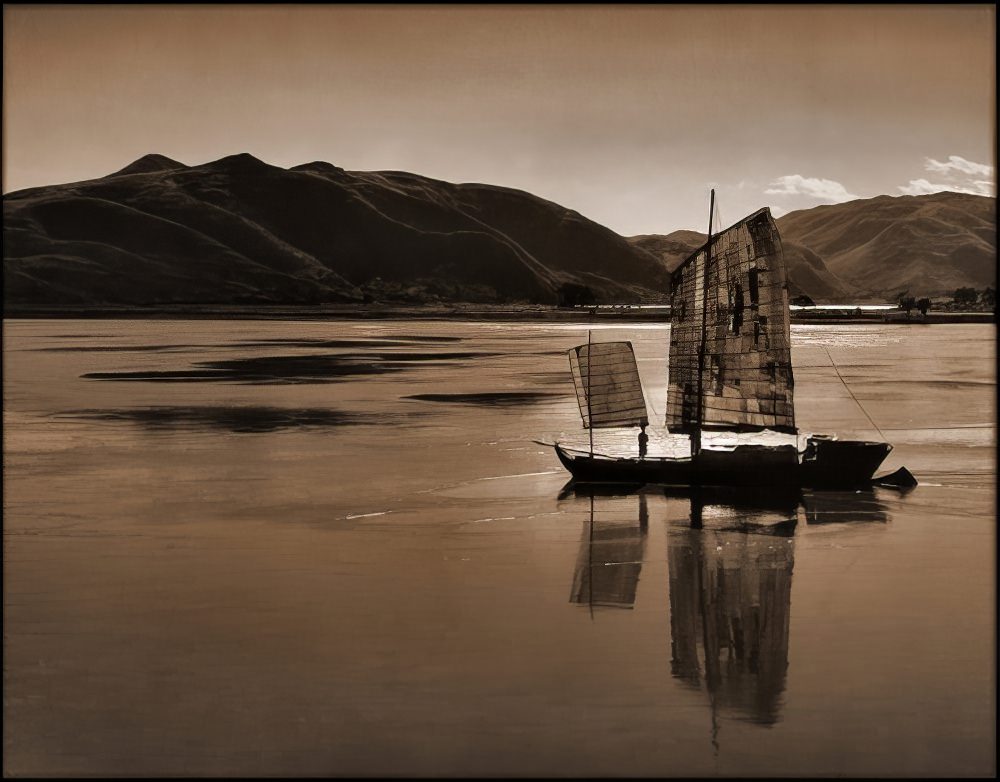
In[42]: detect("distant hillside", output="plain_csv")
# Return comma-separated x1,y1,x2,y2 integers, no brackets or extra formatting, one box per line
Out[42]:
5,158,994,310
628,230,705,272
629,227,853,302
777,192,996,299
630,192,996,302
3,153,669,309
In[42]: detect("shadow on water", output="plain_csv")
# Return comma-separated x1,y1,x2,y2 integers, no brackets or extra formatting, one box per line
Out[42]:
563,483,891,739
55,405,385,433
233,337,463,349
34,344,206,353
81,351,499,383
36,335,464,353
404,392,569,407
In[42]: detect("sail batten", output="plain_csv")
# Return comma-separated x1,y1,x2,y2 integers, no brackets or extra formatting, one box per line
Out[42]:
667,208,795,435
569,341,649,429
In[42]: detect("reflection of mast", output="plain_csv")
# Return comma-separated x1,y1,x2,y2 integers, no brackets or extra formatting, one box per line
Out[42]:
694,533,721,754
668,523,795,727
570,493,649,610
588,493,594,620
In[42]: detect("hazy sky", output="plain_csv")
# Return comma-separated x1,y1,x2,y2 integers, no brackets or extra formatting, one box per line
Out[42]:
3,4,996,234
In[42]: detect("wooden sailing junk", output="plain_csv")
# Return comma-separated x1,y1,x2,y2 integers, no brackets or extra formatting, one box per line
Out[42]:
554,193,896,489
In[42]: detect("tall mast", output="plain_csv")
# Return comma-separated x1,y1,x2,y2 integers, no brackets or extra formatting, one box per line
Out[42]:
586,322,594,458
692,189,714,459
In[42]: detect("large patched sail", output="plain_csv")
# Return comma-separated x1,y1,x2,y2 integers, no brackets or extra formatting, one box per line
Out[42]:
569,341,648,429
666,208,795,434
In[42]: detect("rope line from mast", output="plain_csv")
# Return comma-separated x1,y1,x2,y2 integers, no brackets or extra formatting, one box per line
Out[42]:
824,347,888,441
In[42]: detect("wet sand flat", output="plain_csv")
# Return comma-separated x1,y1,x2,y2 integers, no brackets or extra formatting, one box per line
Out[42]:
3,319,995,777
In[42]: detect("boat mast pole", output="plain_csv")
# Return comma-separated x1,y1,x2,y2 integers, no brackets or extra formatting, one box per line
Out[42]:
587,314,594,459
693,189,714,459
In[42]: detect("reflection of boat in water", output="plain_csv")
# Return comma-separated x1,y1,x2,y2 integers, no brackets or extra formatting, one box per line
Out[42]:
800,489,890,525
560,480,891,531
570,492,649,610
552,195,897,489
668,526,794,728
676,485,889,531
564,485,890,738
672,484,800,536
665,488,888,735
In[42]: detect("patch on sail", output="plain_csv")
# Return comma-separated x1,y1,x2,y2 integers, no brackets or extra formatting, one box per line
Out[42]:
666,208,796,434
569,341,649,429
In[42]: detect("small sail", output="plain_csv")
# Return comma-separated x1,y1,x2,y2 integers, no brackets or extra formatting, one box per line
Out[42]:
569,341,649,429
667,208,796,434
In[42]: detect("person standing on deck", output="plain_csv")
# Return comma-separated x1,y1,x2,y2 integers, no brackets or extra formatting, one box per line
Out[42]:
638,424,649,460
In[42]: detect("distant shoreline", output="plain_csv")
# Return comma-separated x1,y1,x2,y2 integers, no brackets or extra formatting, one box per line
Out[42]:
2,305,995,324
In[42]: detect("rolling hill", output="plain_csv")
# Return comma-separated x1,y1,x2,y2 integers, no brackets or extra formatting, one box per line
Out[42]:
4,155,995,309
776,192,996,299
631,192,995,301
3,153,670,309
627,230,854,301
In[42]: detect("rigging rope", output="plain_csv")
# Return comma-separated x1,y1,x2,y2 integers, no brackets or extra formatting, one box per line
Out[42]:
824,347,887,441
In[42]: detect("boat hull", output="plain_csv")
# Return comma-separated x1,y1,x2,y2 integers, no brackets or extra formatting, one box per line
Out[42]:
554,439,892,490
798,438,894,489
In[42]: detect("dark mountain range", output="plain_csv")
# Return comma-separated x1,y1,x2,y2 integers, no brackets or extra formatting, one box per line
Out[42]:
4,155,994,310
4,153,669,309
110,153,188,177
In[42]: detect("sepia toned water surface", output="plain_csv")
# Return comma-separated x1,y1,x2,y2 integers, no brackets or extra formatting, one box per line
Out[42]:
3,319,995,777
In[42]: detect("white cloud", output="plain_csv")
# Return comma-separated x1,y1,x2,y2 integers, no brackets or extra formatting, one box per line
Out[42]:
924,155,993,177
897,177,995,197
900,155,996,197
769,204,789,218
897,178,941,195
764,175,858,203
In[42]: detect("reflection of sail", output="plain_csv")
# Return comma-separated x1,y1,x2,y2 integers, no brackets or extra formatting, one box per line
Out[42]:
668,527,794,726
570,494,649,609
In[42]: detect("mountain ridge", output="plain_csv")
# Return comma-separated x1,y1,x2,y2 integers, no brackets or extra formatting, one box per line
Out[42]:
776,191,995,298
4,154,995,309
629,193,995,300
4,153,670,308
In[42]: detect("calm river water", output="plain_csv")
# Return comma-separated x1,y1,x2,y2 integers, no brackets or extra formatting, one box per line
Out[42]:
3,319,995,776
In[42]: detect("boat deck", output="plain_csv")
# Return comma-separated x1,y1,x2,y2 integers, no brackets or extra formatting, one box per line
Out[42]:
556,427,806,460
